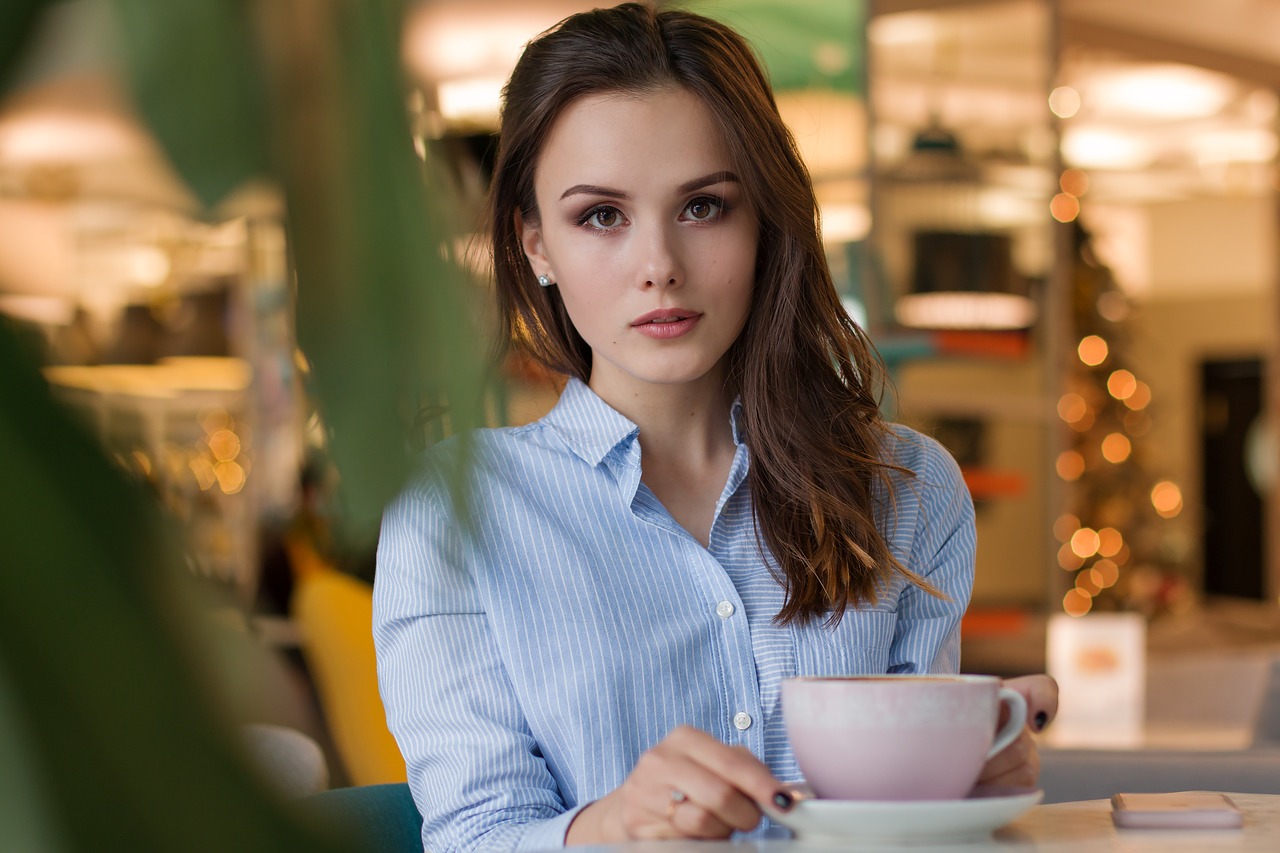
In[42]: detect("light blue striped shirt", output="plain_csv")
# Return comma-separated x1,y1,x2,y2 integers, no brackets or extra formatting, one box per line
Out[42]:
374,378,975,852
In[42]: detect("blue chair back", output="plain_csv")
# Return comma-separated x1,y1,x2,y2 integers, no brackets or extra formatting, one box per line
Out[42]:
302,783,422,853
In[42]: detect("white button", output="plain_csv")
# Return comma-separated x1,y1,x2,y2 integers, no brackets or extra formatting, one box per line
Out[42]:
716,600,736,618
733,712,753,731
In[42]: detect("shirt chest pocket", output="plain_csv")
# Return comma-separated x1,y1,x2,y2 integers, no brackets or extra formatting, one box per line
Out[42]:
791,609,898,677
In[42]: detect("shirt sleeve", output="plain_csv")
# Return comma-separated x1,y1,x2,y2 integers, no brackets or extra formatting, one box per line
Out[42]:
373,473,586,852
885,430,976,674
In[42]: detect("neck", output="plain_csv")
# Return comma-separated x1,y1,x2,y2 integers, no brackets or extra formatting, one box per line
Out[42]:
588,370,736,469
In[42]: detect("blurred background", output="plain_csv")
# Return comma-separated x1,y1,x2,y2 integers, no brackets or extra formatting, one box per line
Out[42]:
2,0,1279,828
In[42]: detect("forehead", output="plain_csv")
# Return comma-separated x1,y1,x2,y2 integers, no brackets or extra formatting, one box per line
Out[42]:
534,87,736,191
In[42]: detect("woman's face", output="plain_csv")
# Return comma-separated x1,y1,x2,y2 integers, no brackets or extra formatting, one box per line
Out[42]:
518,86,759,401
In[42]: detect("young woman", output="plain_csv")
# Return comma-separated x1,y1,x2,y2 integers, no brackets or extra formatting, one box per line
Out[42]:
374,4,1055,851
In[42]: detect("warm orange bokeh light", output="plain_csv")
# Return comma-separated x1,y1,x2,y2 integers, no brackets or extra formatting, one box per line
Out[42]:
1050,192,1080,222
1070,527,1101,558
1093,558,1120,588
1058,542,1086,571
1060,168,1090,197
1057,450,1086,481
199,407,231,434
1097,527,1124,557
1063,588,1093,616
1058,392,1089,423
1077,570,1103,596
1152,480,1184,518
1125,381,1152,410
1101,432,1132,463
207,428,241,462
215,460,247,495
1078,335,1108,366
1054,513,1081,542
1107,369,1137,400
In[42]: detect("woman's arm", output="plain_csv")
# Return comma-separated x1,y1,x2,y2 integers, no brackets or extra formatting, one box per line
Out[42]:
886,430,977,675
374,478,582,853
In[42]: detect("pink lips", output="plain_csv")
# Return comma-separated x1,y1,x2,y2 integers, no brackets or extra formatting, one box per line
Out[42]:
630,308,702,340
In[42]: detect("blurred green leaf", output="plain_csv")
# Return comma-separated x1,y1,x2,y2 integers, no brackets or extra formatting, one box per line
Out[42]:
0,0,49,87
0,321,359,852
0,0,48,84
267,0,486,533
110,0,270,208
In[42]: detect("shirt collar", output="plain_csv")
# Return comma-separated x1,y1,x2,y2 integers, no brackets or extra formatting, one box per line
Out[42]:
543,378,640,468
543,378,748,468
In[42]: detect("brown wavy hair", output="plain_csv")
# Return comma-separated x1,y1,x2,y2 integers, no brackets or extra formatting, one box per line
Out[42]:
489,3,940,624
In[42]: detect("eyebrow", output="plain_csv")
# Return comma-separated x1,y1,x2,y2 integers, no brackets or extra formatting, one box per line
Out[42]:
558,171,739,200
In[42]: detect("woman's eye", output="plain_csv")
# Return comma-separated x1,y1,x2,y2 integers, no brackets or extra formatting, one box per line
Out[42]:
684,197,724,221
584,206,622,229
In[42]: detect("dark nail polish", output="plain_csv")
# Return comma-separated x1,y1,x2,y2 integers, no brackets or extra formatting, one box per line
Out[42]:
1034,711,1048,732
773,791,794,811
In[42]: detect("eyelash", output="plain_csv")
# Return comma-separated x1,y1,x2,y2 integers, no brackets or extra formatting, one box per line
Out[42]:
574,195,731,233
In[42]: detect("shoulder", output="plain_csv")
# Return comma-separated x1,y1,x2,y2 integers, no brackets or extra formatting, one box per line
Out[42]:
881,422,964,494
403,420,564,489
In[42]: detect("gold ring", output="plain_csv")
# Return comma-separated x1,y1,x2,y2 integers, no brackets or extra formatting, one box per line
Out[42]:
667,789,687,820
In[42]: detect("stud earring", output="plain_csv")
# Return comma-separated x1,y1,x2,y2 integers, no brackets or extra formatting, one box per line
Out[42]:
537,274,554,288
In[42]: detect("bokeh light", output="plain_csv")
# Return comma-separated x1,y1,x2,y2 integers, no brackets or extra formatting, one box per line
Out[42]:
1097,527,1124,557
215,460,246,495
1058,392,1089,423
1058,542,1086,571
1076,570,1102,596
1152,480,1184,518
1070,527,1101,558
1125,381,1152,410
1060,168,1089,197
1093,559,1120,588
1050,192,1080,222
199,406,231,434
1107,369,1137,400
1057,450,1086,481
1096,291,1130,323
207,428,241,463
1054,513,1081,542
1063,588,1093,616
1078,335,1108,366
1101,432,1132,463
1049,86,1082,118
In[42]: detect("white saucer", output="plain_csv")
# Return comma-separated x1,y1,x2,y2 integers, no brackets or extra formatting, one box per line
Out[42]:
763,785,1044,844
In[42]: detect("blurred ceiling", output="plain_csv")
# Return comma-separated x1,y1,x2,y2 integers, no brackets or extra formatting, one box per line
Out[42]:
0,0,1276,301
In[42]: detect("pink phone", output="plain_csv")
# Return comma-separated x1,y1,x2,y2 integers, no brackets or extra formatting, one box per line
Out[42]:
1111,792,1243,829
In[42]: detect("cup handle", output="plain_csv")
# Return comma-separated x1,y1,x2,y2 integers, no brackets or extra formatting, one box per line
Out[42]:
984,687,1028,760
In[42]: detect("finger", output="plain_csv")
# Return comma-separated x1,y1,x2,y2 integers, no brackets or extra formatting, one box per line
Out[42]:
976,727,1038,787
669,797,736,840
649,737,767,832
668,726,789,813
1003,674,1059,731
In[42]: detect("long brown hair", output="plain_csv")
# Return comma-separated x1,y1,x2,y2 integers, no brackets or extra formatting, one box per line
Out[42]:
490,3,940,624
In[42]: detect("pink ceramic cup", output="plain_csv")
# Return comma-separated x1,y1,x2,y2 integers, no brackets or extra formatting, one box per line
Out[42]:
782,674,1027,801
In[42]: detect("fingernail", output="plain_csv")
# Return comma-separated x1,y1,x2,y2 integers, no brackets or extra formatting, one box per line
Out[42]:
773,791,794,811
1034,711,1048,732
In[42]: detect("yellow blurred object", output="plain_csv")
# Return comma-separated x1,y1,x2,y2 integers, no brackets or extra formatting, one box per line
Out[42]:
291,553,406,786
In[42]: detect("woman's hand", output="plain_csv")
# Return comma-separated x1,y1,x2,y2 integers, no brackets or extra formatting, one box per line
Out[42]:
975,674,1059,789
566,725,791,844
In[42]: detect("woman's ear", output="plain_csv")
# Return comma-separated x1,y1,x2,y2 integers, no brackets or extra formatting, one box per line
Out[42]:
514,211,550,278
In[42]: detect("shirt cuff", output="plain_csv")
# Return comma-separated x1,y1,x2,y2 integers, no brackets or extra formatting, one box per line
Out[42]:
514,802,591,851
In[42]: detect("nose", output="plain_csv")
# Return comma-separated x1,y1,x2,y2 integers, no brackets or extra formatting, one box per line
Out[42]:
637,221,683,289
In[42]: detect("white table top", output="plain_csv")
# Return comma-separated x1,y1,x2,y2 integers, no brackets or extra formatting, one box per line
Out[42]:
567,793,1280,852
